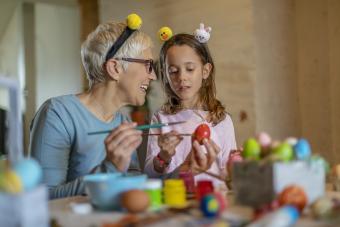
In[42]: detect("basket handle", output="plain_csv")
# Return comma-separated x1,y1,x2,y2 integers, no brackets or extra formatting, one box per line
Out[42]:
0,75,23,163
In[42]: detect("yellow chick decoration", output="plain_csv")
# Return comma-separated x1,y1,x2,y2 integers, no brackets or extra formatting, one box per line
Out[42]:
127,13,142,30
158,27,173,41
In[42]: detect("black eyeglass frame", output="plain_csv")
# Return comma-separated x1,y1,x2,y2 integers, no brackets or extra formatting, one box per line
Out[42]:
115,57,155,74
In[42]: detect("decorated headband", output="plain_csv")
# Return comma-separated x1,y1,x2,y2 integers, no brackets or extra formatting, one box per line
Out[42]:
158,23,212,43
105,13,142,61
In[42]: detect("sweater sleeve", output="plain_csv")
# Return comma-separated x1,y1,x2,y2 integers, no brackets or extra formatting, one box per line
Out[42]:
29,101,85,199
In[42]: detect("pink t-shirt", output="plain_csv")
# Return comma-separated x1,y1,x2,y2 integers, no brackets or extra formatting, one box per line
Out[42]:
144,109,237,188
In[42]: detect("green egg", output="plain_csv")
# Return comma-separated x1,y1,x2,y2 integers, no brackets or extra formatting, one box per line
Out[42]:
310,155,330,173
242,138,261,160
273,142,294,162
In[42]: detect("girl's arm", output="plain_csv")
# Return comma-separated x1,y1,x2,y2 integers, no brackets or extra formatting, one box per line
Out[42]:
218,114,237,176
144,114,163,177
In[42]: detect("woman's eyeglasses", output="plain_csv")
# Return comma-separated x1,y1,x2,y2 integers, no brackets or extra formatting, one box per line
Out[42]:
115,57,155,74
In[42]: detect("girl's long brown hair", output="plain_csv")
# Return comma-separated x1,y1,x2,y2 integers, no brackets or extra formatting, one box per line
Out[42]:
158,33,226,125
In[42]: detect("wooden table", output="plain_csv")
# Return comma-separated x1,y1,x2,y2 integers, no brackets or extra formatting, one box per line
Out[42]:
49,192,340,227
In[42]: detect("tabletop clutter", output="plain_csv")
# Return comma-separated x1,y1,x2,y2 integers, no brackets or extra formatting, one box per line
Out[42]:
82,127,340,226
2,123,340,227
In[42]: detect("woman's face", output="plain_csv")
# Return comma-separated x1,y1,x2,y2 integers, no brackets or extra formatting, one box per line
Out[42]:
165,45,209,108
118,47,157,106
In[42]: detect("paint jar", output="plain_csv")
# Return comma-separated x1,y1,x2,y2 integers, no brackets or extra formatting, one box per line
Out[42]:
179,171,196,194
196,180,214,201
144,179,162,210
163,179,186,207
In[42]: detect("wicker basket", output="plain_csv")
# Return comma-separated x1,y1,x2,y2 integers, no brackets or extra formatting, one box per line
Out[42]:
233,161,325,208
0,76,49,227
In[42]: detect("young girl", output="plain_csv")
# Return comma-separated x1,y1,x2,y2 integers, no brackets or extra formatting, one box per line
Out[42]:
144,27,237,189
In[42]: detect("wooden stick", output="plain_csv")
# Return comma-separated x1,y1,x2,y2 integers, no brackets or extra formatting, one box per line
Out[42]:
143,133,192,136
195,168,233,190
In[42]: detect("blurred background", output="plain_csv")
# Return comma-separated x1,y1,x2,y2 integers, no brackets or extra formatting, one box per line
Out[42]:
0,0,339,165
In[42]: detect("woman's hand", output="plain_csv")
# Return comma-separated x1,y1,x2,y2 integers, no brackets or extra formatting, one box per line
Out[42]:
157,130,183,162
180,138,221,175
104,122,142,172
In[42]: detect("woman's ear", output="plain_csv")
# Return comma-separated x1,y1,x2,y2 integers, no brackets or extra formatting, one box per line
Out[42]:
105,59,121,81
202,63,212,79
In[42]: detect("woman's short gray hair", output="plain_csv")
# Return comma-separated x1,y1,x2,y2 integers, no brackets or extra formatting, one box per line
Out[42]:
81,21,152,88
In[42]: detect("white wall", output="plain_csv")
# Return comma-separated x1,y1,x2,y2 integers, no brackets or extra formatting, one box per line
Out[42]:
0,4,24,110
252,0,300,139
35,3,82,108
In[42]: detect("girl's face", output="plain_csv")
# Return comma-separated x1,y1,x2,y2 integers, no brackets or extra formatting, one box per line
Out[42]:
118,47,157,106
165,45,211,108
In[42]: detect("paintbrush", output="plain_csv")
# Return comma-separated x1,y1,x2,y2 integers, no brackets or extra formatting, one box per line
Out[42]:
88,121,186,135
144,133,192,136
195,167,232,190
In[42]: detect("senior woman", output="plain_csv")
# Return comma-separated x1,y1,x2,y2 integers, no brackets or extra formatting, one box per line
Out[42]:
29,15,218,199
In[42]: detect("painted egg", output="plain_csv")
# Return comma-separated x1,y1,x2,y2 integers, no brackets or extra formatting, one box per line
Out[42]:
194,124,211,145
256,132,272,148
311,197,334,219
200,194,220,218
121,189,150,213
293,139,311,160
273,143,294,162
227,150,243,176
243,138,261,160
0,169,23,193
278,185,307,213
285,137,298,147
310,155,330,174
13,158,42,191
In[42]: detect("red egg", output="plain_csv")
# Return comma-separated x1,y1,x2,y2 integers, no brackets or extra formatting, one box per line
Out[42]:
278,185,307,213
194,124,211,145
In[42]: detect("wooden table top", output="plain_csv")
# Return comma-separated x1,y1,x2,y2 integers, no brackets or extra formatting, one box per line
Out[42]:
49,191,340,227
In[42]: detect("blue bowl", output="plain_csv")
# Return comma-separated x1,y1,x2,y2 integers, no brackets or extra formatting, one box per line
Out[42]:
84,173,147,210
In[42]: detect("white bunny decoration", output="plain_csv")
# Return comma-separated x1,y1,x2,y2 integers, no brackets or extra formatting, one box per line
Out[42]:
194,23,212,43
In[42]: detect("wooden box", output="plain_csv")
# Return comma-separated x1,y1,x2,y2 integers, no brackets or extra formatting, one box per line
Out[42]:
232,161,325,207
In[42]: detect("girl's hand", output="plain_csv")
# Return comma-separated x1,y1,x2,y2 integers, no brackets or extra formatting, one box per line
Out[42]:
157,130,183,162
181,138,221,174
104,122,142,172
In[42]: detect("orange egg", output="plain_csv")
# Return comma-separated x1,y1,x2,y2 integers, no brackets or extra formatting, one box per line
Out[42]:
121,189,150,213
278,185,307,213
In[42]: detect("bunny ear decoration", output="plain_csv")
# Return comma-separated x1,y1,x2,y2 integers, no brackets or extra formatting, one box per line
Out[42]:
194,23,212,43
200,23,205,29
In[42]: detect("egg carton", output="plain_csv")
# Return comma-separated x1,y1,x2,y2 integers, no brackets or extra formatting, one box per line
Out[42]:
0,76,49,227
232,160,325,207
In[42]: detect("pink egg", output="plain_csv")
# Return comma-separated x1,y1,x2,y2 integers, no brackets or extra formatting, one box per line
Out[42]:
227,150,243,176
256,132,272,147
